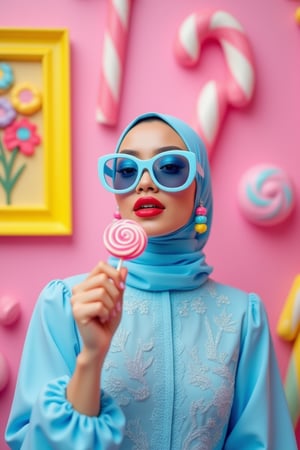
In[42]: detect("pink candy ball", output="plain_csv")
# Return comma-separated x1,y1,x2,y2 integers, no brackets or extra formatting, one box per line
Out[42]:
0,352,9,392
0,295,21,326
238,164,295,227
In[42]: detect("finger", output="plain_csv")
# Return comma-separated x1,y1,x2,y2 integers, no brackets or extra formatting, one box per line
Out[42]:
72,286,116,311
73,300,110,325
87,261,126,289
73,262,125,295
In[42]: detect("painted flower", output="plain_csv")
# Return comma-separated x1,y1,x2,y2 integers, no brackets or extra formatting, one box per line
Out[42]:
0,98,16,129
0,63,14,92
3,117,41,156
11,82,42,115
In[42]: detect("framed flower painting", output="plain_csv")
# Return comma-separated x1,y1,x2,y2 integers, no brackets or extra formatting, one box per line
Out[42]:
0,29,72,235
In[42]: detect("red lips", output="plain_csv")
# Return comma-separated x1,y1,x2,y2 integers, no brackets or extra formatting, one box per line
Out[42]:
133,197,165,218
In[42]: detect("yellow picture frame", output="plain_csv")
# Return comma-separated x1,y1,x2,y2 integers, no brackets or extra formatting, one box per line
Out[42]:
0,28,72,235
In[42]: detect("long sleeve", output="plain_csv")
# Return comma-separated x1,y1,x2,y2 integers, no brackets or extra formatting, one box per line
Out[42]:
225,294,297,449
5,277,125,450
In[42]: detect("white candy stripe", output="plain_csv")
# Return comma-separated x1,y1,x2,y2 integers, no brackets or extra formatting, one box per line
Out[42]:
178,14,198,61
103,33,122,100
210,11,244,32
222,40,255,101
97,0,133,125
113,0,130,27
196,81,219,145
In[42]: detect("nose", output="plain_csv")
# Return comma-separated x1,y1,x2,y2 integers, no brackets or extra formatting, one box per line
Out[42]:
135,170,158,192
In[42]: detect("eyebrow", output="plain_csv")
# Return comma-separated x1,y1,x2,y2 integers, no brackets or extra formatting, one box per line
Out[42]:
119,145,187,156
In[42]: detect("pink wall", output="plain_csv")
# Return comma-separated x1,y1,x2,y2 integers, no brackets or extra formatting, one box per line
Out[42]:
1,0,300,447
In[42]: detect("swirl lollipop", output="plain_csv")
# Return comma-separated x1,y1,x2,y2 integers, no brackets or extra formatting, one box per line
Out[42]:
238,164,295,226
103,219,148,269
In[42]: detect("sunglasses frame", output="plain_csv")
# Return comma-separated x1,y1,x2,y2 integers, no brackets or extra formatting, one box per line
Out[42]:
98,150,199,194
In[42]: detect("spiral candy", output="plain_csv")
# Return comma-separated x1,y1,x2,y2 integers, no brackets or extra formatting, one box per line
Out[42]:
103,219,148,260
237,164,295,226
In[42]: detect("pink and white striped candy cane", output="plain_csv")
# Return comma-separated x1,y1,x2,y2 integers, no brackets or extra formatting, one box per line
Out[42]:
175,10,255,157
96,0,133,126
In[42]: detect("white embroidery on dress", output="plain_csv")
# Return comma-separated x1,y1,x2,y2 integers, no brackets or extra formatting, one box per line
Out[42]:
125,418,149,450
124,300,149,315
178,282,239,449
178,297,207,317
105,340,154,406
182,401,218,450
110,327,130,353
103,283,244,450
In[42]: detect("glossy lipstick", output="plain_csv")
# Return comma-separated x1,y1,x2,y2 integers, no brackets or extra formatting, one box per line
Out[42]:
133,197,165,218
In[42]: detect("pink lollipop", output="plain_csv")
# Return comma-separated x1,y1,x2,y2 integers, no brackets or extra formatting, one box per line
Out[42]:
103,219,148,269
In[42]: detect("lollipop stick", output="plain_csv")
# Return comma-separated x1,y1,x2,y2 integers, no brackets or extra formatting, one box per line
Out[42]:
117,258,123,271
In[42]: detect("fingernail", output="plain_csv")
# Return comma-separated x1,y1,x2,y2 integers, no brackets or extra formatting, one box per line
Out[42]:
116,302,121,312
120,281,125,290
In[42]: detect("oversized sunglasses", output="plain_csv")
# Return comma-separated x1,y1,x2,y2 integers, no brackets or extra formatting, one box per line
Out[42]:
98,150,201,194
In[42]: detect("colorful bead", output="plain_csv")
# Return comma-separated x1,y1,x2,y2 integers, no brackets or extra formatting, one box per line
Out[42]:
195,215,207,224
194,204,208,234
195,206,207,216
195,223,207,234
114,209,121,219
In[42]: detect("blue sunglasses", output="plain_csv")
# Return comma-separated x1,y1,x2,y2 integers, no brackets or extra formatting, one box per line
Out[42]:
98,150,201,194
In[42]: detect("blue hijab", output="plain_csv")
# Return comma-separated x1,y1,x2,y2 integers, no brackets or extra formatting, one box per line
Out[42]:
108,112,213,291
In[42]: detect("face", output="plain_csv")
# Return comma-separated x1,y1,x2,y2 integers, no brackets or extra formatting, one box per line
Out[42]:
116,120,196,237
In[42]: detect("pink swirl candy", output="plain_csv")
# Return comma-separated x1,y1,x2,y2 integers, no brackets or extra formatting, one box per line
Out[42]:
103,219,148,260
238,164,295,226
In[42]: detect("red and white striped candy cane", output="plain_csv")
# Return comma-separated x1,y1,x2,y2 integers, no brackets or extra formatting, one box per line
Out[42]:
175,10,255,157
96,0,133,126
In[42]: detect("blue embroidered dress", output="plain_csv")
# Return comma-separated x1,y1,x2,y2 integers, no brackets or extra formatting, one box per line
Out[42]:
5,276,297,449
5,113,297,448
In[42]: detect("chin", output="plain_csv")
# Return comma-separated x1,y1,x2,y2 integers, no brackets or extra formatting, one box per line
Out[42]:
144,224,179,238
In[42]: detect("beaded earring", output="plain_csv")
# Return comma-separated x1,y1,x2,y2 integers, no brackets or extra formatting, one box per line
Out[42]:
114,208,121,219
194,204,208,234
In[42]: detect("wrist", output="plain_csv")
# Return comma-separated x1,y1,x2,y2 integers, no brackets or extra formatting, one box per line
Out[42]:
78,346,105,370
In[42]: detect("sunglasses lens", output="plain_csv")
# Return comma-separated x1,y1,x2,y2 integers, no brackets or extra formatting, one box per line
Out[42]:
103,156,139,191
153,154,190,188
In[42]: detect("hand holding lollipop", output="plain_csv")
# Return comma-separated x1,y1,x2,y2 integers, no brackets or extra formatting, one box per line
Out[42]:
103,219,148,269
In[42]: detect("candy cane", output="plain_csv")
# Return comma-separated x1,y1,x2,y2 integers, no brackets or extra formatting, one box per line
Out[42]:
277,275,300,427
96,0,133,126
174,10,255,157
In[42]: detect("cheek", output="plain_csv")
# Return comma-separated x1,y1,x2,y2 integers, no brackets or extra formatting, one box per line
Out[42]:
115,194,132,217
171,184,196,219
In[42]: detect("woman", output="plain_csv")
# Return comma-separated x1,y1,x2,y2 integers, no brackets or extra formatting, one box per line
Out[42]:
5,112,297,449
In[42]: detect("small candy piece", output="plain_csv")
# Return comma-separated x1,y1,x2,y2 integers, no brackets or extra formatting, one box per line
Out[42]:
0,62,14,94
237,164,295,226
103,219,148,260
0,295,21,326
295,7,300,25
0,98,17,129
0,352,9,392
277,275,300,427
11,82,42,115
